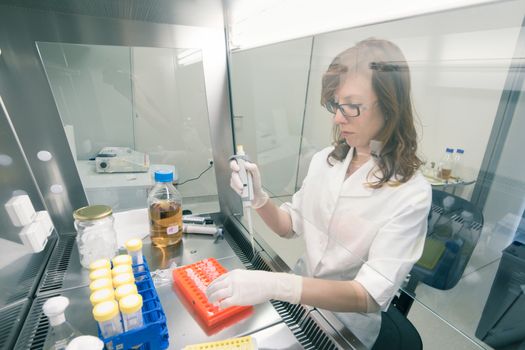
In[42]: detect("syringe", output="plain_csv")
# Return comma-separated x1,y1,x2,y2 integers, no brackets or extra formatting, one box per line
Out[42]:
232,145,255,254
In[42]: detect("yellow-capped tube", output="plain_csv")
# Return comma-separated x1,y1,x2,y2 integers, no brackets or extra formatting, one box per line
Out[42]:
92,300,123,338
89,288,115,306
119,294,143,331
125,238,144,266
115,283,138,301
111,264,133,277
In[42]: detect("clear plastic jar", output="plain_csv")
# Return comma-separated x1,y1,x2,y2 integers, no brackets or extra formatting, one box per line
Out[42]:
73,205,118,268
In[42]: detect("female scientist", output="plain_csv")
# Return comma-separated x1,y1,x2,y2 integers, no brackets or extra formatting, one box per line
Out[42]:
207,38,431,347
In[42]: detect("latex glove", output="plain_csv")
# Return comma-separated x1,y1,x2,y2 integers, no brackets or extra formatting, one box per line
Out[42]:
206,269,302,308
230,160,269,209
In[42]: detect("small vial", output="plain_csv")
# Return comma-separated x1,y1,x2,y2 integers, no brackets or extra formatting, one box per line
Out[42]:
125,238,144,266
113,272,135,288
115,283,138,301
89,259,111,271
112,254,132,267
89,278,113,293
90,288,115,306
89,268,112,281
119,294,143,331
111,264,133,277
92,300,123,338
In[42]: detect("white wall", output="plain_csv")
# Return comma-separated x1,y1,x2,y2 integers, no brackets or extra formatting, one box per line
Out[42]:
226,0,502,50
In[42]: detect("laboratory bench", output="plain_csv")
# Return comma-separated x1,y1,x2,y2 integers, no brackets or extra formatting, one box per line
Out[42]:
12,214,364,350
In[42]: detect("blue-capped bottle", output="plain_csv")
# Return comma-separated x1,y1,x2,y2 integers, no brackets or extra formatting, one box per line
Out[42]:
438,148,454,180
148,171,183,247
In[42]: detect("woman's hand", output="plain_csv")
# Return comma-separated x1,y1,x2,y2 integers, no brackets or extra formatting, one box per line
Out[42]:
206,269,302,308
230,160,269,209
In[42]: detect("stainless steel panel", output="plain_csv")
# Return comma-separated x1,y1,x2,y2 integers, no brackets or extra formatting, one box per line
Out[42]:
0,236,57,307
0,94,58,308
0,3,235,232
159,255,282,348
1,0,224,27
0,298,30,350
247,322,304,350
38,230,239,294
19,261,283,349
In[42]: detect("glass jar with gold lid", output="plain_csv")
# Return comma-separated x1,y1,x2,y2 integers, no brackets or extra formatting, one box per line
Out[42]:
73,205,118,268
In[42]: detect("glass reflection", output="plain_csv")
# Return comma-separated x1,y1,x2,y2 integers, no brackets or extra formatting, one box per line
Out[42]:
36,43,219,214
229,2,525,348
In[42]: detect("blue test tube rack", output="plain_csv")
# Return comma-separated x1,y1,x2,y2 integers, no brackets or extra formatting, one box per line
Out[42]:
97,258,169,350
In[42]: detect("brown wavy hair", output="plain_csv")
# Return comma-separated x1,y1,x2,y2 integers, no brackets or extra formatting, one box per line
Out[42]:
321,38,422,188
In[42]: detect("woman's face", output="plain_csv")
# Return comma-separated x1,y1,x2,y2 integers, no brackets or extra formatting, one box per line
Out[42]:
333,73,385,151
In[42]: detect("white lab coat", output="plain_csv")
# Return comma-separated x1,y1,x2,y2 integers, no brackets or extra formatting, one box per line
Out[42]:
281,146,431,348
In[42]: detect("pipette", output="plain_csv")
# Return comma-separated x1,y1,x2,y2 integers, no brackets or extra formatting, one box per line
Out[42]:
232,145,255,253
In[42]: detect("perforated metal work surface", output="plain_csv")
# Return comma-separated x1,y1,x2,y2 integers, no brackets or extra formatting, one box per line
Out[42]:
224,218,353,349
0,236,56,308
36,235,76,295
0,299,30,350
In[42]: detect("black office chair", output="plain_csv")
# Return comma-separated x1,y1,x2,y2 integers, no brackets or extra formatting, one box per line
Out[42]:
372,306,423,350
394,188,484,315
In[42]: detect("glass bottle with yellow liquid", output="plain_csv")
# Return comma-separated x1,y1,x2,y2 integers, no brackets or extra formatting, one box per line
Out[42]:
148,170,182,247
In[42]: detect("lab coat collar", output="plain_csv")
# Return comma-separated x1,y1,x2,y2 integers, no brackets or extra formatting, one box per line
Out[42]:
337,147,376,198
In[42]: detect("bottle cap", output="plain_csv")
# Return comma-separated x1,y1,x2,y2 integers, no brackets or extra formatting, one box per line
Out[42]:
456,148,464,154
93,300,119,322
115,283,139,301
111,264,133,277
89,288,115,306
66,335,104,350
125,238,143,252
73,205,112,221
154,170,173,183
89,268,112,281
89,259,111,271
119,293,143,314
113,273,135,288
112,254,132,267
89,278,113,292
446,148,454,153
236,145,246,156
43,296,69,326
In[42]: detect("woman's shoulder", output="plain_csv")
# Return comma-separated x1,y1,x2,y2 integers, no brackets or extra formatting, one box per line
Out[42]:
391,171,432,205
310,146,335,164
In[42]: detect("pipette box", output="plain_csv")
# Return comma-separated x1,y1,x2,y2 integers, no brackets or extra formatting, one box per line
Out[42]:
172,258,253,327
97,258,169,350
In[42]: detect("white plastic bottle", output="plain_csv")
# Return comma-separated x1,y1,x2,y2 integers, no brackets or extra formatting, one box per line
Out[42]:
66,336,104,350
438,148,454,180
453,148,464,179
43,296,82,350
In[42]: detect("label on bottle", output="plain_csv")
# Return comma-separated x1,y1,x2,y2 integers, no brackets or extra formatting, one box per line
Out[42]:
167,226,178,235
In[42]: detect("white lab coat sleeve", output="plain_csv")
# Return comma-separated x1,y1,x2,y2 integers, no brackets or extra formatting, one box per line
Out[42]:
354,183,431,309
279,149,329,238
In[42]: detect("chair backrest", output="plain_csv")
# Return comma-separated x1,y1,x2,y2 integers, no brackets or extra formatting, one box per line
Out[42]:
412,189,484,290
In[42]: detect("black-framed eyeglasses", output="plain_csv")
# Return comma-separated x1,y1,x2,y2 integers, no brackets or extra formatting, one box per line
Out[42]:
324,100,362,118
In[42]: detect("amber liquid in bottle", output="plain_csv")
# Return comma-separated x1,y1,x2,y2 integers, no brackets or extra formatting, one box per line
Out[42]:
149,200,183,247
